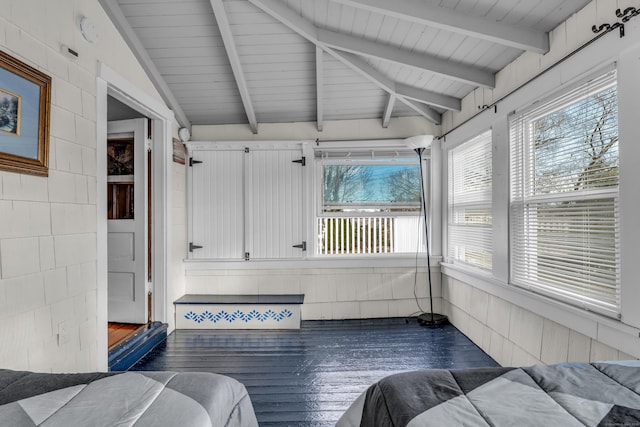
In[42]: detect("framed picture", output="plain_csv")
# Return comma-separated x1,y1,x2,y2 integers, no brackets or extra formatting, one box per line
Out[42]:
172,137,185,164
107,138,134,176
0,50,51,176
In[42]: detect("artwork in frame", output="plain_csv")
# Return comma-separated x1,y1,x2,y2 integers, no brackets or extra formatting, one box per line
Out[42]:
172,137,185,164
0,50,51,177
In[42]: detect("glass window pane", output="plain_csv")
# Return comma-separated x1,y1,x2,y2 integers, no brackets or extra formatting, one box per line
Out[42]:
323,163,421,212
532,85,618,195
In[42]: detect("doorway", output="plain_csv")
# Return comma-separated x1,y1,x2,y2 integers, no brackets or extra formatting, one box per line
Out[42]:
97,64,174,370
107,108,150,347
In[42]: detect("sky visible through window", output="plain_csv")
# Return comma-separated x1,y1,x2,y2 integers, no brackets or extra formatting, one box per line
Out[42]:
323,163,421,206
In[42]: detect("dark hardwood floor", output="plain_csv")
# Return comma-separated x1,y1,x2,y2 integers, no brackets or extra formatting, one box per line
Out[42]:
131,318,498,426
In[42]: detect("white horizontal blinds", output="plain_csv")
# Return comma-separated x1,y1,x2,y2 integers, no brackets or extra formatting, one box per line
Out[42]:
245,149,304,259
510,69,620,315
448,130,493,269
190,150,244,259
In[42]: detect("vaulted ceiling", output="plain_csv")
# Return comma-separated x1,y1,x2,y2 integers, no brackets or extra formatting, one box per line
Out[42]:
99,0,592,133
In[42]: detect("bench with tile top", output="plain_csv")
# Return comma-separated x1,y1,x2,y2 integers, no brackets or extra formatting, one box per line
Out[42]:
174,294,304,329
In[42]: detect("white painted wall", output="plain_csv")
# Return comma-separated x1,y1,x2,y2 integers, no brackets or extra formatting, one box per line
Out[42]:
170,156,187,329
442,275,637,366
0,0,170,372
185,264,437,321
440,0,640,362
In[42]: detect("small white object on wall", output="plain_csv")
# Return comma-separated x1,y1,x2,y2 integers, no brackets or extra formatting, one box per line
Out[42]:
178,127,191,142
80,16,99,44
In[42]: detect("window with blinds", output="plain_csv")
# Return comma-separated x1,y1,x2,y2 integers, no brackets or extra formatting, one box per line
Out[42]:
510,69,620,316
448,131,492,269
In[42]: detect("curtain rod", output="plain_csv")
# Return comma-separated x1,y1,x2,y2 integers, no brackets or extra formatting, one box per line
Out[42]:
439,21,616,141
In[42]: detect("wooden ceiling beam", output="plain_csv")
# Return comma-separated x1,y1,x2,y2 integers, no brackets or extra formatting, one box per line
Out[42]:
318,28,494,88
209,0,258,134
316,47,324,132
326,50,441,124
332,0,549,54
382,94,395,128
248,0,450,124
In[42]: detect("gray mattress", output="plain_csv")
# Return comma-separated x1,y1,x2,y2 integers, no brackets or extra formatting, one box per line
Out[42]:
0,369,258,426
337,361,640,426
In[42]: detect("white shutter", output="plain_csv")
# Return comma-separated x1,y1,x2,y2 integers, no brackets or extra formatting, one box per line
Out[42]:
189,145,305,260
448,131,492,269
245,148,304,259
190,149,244,259
510,69,620,316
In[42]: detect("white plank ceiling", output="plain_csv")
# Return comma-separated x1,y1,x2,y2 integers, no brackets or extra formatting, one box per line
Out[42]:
100,0,592,132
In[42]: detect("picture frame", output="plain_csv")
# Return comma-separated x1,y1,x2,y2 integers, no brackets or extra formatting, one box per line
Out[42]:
0,50,51,176
172,137,186,164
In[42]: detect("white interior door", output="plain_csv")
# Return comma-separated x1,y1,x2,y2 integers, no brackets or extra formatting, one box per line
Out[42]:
107,119,148,324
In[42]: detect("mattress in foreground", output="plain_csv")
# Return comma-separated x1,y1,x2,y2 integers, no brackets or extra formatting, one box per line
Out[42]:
0,369,258,426
337,362,640,427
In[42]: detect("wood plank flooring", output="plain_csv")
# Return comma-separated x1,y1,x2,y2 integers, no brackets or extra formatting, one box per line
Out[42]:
131,318,498,426
107,322,146,350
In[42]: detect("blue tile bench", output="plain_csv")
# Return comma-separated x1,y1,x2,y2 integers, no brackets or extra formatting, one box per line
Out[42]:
174,294,304,330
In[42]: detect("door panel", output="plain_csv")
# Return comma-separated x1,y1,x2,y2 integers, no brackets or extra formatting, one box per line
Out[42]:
107,119,147,323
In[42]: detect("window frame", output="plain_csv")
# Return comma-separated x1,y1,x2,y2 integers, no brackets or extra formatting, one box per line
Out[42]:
313,143,431,257
447,130,493,271
508,69,620,318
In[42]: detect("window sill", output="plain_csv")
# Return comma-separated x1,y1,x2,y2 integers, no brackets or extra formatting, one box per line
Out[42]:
440,262,640,358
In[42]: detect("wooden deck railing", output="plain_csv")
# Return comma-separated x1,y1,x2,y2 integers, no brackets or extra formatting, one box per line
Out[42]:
317,216,422,255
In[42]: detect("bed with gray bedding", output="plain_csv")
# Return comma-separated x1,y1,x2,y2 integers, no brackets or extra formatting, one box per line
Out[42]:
0,369,258,426
337,361,640,427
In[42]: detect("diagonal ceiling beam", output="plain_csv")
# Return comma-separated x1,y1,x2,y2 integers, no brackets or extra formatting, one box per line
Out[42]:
395,83,460,111
382,94,395,128
317,28,494,88
327,50,441,123
247,0,453,123
398,97,443,123
331,0,549,54
209,0,258,134
332,51,442,123
316,47,324,132
98,0,191,128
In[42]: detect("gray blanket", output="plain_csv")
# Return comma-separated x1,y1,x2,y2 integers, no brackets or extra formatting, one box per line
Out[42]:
0,369,258,426
337,362,640,426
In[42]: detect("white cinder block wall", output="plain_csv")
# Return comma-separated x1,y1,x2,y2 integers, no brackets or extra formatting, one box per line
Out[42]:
185,266,438,321
0,0,170,372
440,0,640,365
442,277,637,367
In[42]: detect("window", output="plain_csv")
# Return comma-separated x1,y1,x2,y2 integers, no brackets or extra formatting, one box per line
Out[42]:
510,69,619,316
316,150,425,255
448,131,492,269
